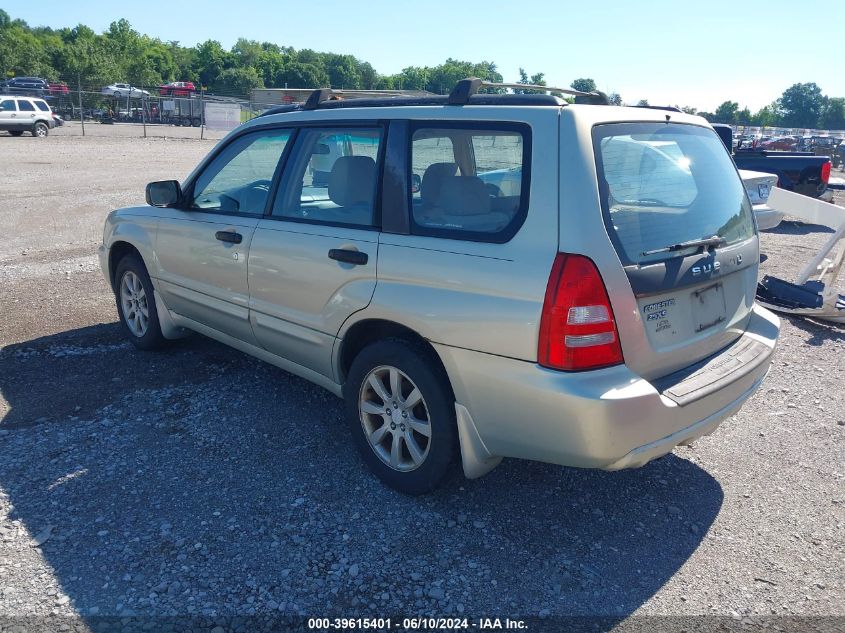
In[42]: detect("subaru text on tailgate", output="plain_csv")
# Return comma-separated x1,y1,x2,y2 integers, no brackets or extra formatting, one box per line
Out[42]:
98,79,779,494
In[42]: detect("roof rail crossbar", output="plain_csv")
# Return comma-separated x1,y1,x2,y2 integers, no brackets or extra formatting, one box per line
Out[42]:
303,88,333,110
448,77,610,106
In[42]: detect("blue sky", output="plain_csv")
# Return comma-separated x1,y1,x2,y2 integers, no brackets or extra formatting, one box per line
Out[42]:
4,0,840,111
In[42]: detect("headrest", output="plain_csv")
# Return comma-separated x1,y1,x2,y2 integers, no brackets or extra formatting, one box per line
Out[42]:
439,176,490,216
328,156,376,207
420,162,458,207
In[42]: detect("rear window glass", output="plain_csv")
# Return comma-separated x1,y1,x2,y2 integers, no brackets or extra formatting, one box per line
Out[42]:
18,100,35,112
593,123,754,265
410,123,530,242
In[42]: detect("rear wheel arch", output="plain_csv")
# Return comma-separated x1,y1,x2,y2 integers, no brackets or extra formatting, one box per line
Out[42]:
338,319,452,395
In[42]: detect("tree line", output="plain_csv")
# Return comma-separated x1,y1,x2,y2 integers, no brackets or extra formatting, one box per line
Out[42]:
1,11,842,130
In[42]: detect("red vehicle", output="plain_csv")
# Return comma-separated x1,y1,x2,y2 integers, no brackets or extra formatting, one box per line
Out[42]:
48,82,69,95
760,136,799,151
159,81,196,97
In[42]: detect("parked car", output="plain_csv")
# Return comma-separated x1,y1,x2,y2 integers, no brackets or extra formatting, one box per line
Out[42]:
1,76,48,96
834,141,845,169
101,83,150,98
714,125,833,202
159,81,196,97
98,80,780,493
759,136,798,151
48,82,69,95
739,169,782,230
0,95,56,137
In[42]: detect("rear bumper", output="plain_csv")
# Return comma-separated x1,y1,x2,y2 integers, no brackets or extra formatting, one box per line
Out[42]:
754,204,784,231
436,304,779,473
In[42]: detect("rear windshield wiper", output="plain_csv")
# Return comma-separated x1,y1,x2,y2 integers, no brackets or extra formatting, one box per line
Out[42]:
642,235,726,257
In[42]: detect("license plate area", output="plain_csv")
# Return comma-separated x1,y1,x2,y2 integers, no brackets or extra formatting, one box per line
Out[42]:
692,282,726,332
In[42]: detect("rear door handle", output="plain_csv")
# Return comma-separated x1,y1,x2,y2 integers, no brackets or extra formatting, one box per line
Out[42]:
215,230,242,244
328,249,368,265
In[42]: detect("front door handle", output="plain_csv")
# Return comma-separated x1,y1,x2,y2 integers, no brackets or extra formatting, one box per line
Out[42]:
215,230,242,244
328,248,368,265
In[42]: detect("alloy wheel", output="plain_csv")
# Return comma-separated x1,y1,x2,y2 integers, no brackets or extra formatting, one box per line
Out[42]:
359,365,432,472
119,270,149,337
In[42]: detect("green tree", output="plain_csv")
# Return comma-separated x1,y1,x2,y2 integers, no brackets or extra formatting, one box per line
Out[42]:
750,102,781,127
570,78,596,93
514,68,546,94
277,62,328,88
324,54,361,89
608,92,623,106
194,40,229,88
215,66,263,95
713,101,739,124
818,97,845,130
779,82,824,128
636,99,649,107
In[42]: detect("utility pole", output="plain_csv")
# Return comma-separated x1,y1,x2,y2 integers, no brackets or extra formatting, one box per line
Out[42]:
200,86,205,140
77,73,85,136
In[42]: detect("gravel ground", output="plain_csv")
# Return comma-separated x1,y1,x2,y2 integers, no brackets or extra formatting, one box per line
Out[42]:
0,133,843,632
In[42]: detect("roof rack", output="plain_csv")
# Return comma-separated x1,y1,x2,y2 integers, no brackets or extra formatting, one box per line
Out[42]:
447,77,610,106
257,78,611,118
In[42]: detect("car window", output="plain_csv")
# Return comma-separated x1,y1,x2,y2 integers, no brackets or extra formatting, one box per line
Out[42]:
34,100,50,112
409,125,529,241
190,129,292,215
18,100,35,112
0,100,16,112
273,127,382,228
594,123,755,266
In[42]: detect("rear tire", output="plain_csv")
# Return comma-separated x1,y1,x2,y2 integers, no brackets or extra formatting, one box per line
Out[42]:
114,254,167,351
32,122,48,138
344,338,457,494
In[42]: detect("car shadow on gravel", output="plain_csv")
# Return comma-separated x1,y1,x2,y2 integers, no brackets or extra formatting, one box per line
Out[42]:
784,314,845,346
764,220,835,236
0,325,724,628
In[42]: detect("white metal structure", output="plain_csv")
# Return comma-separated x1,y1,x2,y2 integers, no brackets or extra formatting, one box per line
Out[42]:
760,187,845,323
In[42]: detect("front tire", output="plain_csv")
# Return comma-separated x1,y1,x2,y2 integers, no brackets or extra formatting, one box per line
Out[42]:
114,255,167,351
344,339,457,494
32,122,48,138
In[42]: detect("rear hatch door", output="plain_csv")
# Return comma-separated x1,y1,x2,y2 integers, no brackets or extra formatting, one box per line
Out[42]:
592,122,759,381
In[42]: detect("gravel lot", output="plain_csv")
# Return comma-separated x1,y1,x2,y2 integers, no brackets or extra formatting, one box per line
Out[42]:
0,129,843,632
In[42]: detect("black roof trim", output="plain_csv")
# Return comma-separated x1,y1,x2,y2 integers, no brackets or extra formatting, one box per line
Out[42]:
258,93,565,117
633,105,682,113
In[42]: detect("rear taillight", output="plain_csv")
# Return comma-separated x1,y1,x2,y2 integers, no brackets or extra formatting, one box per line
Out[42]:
821,161,831,184
538,254,623,371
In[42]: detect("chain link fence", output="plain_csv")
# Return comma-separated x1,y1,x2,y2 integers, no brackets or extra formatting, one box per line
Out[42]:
4,82,435,141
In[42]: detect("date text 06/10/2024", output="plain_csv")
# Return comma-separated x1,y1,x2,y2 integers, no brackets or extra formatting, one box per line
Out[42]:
307,617,528,630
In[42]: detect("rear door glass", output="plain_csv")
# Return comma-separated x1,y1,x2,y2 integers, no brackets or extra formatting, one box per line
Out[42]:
593,123,754,265
409,124,529,242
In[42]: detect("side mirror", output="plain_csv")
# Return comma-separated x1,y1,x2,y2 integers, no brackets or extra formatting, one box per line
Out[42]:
313,143,331,155
146,180,181,207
